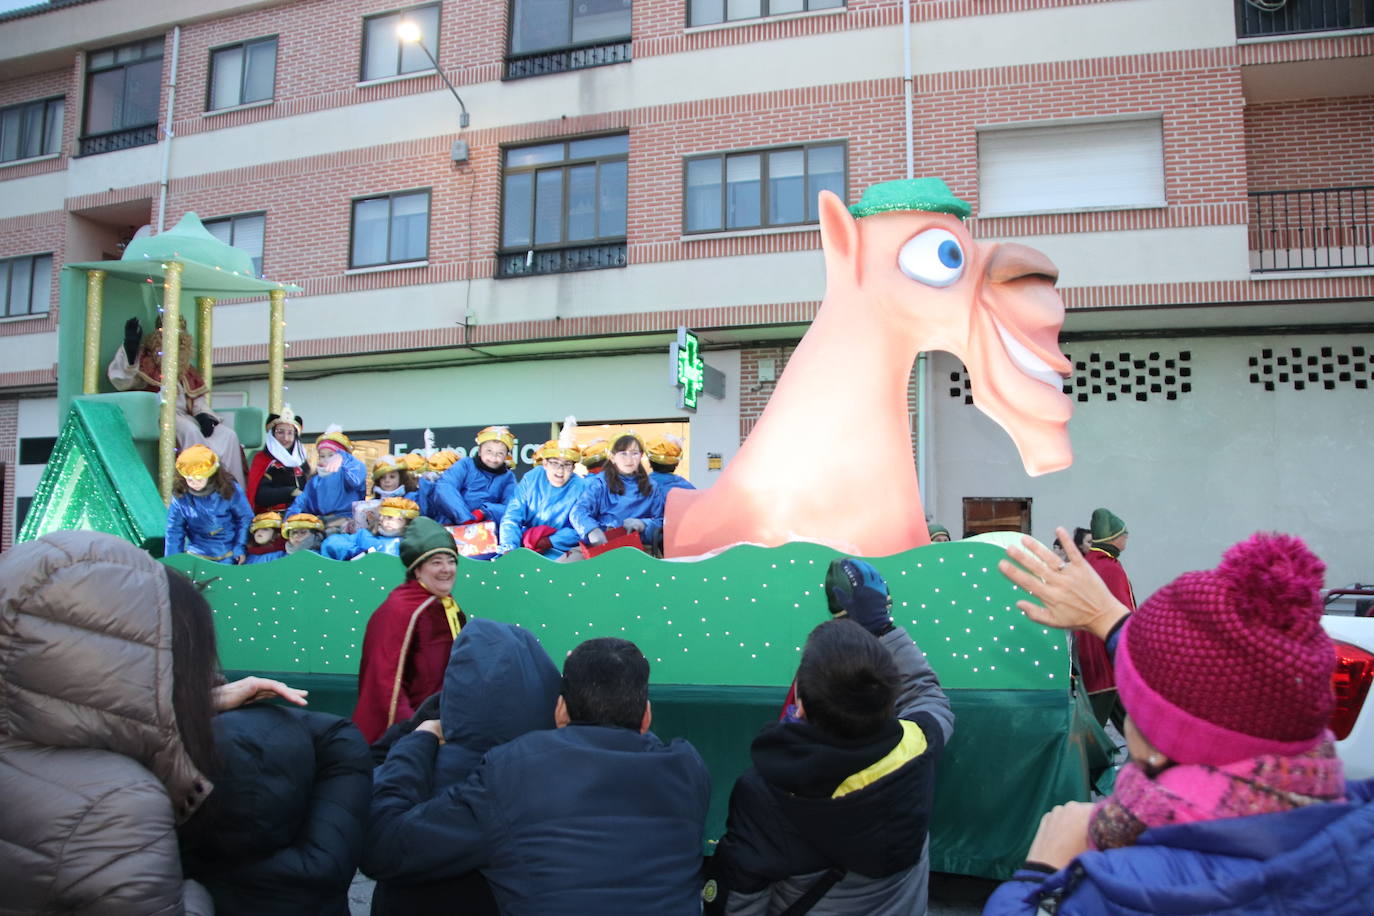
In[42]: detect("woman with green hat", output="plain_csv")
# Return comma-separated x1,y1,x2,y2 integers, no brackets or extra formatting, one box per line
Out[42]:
352,518,466,744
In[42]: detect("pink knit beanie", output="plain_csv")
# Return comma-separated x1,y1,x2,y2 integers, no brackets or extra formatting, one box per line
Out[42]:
1116,532,1336,767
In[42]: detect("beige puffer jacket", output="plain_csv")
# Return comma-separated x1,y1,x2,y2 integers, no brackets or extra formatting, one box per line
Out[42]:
0,531,214,915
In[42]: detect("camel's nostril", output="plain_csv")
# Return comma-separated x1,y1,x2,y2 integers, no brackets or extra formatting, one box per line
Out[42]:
986,243,1059,285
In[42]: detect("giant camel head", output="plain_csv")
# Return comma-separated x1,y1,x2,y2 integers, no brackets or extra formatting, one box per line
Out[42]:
819,179,1073,475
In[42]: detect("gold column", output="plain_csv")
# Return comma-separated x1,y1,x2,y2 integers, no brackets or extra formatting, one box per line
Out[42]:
82,269,107,394
196,296,215,394
158,262,185,504
268,287,286,416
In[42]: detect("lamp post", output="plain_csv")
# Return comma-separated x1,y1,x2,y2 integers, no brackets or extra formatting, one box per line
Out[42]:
397,19,470,130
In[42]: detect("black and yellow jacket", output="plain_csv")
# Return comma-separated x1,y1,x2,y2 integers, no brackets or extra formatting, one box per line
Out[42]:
709,626,954,915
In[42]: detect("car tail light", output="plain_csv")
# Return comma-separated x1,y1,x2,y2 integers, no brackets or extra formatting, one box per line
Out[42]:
1330,640,1374,741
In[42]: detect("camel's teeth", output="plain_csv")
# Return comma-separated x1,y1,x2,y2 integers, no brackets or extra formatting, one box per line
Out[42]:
994,321,1062,390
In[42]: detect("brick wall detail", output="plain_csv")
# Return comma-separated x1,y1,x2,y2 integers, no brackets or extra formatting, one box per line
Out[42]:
0,399,16,551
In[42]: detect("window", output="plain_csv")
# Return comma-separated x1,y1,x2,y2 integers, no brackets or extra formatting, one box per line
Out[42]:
0,97,64,163
689,0,842,27
684,141,844,233
208,37,277,110
204,212,266,277
351,190,430,268
498,134,628,277
361,4,439,81
81,38,163,156
0,254,53,318
977,117,1166,216
506,0,632,78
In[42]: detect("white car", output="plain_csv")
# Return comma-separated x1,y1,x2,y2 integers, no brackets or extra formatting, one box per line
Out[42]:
1321,610,1374,780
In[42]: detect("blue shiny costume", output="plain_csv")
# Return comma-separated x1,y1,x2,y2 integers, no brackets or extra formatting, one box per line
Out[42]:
498,471,588,557
571,473,665,544
430,458,516,526
244,549,285,565
166,484,253,563
650,470,696,495
321,529,403,561
286,451,367,519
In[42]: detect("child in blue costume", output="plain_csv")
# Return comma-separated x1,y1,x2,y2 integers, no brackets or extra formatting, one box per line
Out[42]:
244,512,287,564
430,426,517,526
645,434,696,495
571,433,666,549
323,497,420,560
416,449,459,518
282,513,325,555
286,425,366,524
166,444,252,564
370,455,419,501
498,418,587,561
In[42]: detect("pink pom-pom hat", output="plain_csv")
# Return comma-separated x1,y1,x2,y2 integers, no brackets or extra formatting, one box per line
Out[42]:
1116,532,1337,767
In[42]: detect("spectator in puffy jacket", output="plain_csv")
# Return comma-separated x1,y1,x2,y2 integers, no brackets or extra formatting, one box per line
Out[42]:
179,703,372,916
369,617,563,915
988,528,1373,915
364,636,710,916
707,559,954,916
0,532,218,914
0,531,310,914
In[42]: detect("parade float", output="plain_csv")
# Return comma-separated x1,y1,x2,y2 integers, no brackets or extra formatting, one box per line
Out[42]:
20,181,1114,879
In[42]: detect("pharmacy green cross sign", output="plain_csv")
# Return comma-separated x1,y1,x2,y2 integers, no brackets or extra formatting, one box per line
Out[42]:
672,326,705,410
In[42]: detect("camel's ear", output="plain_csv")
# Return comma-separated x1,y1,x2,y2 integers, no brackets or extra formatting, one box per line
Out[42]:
818,190,861,285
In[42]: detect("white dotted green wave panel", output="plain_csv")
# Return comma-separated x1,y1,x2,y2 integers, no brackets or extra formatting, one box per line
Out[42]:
163,550,401,674
166,534,1067,690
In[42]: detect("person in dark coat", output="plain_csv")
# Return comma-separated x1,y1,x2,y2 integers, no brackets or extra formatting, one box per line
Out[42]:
707,559,955,915
989,528,1372,915
369,618,563,916
179,705,372,916
363,637,710,916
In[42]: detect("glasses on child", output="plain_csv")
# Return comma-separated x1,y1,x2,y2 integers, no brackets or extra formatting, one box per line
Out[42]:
545,459,575,471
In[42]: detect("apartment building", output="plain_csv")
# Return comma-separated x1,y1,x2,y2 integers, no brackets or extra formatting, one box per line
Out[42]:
0,0,1370,592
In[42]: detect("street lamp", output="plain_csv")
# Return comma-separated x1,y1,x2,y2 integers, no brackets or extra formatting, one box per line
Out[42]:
397,18,470,130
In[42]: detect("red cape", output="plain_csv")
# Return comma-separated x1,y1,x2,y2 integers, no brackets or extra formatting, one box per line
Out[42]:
1077,549,1138,694
352,578,457,743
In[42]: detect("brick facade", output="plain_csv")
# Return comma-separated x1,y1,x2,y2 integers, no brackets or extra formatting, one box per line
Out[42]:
0,399,16,551
1244,95,1374,192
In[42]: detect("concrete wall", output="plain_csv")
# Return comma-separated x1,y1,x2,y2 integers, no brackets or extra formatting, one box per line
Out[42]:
926,329,1374,599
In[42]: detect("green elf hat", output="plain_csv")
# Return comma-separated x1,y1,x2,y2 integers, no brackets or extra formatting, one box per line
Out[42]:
1090,508,1128,544
848,178,972,221
928,523,951,541
401,517,459,572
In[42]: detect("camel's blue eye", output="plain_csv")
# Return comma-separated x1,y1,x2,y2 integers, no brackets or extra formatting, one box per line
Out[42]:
898,229,965,287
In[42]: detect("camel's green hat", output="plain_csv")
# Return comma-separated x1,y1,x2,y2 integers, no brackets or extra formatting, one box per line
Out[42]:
849,178,971,221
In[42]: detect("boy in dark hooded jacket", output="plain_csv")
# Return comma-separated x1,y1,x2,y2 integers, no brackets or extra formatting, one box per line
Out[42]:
367,618,563,915
708,558,954,916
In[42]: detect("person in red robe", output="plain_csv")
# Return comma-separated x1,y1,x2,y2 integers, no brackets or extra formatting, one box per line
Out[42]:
1079,507,1136,729
353,518,465,744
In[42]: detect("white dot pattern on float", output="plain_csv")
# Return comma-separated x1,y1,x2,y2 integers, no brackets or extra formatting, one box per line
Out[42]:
166,537,1065,691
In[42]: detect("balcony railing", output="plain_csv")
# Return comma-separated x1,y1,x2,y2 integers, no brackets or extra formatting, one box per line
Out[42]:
1236,0,1373,38
496,241,628,279
77,124,159,157
504,39,631,80
1248,186,1374,272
